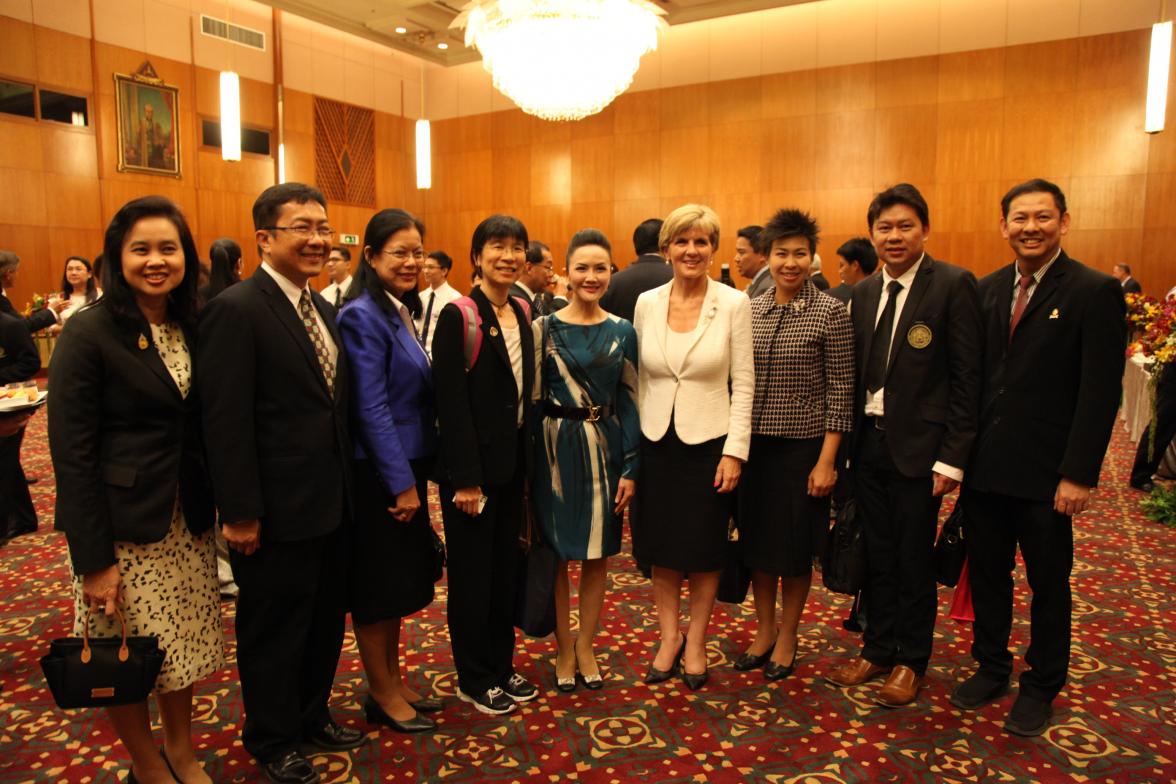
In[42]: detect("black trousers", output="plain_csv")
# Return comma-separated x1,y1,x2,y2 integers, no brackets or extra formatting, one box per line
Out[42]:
854,425,942,675
440,434,525,697
230,526,347,763
0,427,36,535
1131,385,1176,485
964,488,1072,702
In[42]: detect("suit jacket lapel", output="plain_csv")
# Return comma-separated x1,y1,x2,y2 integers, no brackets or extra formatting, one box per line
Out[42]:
126,323,183,402
1015,252,1069,331
992,264,1016,344
652,284,671,365
857,274,883,382
887,256,934,378
255,267,333,398
386,302,431,382
474,288,512,370
683,278,720,359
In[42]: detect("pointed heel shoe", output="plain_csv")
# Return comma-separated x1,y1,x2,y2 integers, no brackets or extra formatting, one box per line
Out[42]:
643,634,686,684
363,695,436,733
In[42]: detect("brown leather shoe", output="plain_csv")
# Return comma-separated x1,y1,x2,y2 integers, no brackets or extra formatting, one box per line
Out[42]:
875,665,922,707
824,656,888,687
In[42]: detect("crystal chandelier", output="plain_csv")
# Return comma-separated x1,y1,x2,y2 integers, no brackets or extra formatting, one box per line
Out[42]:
452,0,667,122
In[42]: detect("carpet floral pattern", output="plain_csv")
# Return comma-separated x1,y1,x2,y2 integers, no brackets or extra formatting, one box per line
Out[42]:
0,414,1173,783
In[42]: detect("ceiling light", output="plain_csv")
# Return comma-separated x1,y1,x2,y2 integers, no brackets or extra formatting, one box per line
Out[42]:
395,26,407,34
219,71,241,161
453,0,666,122
437,42,449,49
1146,21,1172,133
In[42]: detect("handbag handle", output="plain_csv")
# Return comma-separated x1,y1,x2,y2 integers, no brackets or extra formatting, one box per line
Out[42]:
80,606,130,664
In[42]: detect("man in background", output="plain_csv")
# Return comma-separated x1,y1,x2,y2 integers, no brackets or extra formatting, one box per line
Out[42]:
1111,263,1142,294
0,310,40,543
735,225,771,299
601,219,671,322
0,250,67,332
809,253,831,290
827,237,878,305
512,241,555,316
320,246,353,309
417,250,462,358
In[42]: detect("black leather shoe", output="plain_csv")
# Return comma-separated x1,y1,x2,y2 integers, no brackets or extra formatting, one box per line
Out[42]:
303,720,365,751
409,696,444,713
643,634,686,685
681,667,708,691
263,751,319,784
1131,480,1156,493
1003,694,1053,737
764,650,798,682
554,663,577,693
949,673,1009,710
362,695,436,733
733,650,771,672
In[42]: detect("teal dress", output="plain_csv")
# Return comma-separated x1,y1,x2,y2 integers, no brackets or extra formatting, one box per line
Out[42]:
533,313,640,560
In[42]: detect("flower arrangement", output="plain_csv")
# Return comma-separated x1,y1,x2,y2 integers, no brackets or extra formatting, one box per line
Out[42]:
21,294,47,317
1125,292,1176,460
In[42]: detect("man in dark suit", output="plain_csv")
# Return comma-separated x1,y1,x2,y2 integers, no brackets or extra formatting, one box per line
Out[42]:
827,236,878,305
600,219,671,322
955,179,1126,736
809,254,831,291
199,183,363,784
825,183,982,707
1112,263,1142,294
0,310,40,542
510,241,554,315
0,250,67,333
734,224,771,298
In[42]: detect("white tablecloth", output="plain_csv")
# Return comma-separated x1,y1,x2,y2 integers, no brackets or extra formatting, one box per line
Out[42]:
1121,351,1176,477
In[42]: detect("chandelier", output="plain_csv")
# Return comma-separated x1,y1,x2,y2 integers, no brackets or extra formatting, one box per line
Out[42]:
452,0,667,122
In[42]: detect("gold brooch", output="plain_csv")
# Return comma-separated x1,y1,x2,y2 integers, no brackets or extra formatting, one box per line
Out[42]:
907,324,932,349
489,326,499,337
137,334,149,350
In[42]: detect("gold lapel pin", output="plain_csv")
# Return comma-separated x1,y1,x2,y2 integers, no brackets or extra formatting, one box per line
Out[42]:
1049,308,1060,319
137,334,149,350
489,326,499,337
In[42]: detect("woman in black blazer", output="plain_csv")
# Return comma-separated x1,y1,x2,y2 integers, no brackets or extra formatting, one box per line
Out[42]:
48,196,221,784
433,214,538,717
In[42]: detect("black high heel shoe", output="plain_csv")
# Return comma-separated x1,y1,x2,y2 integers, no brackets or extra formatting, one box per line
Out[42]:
643,634,686,684
554,661,578,693
764,648,799,682
363,694,436,733
575,638,604,691
681,639,709,690
410,696,444,713
733,649,772,672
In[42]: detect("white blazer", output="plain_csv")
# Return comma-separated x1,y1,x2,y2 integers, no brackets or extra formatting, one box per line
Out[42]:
633,277,754,460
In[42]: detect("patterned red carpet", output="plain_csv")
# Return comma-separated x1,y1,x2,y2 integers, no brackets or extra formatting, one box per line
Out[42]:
1,413,1173,783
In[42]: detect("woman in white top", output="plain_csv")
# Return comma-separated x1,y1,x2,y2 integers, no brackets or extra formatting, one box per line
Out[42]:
55,255,100,327
631,204,754,691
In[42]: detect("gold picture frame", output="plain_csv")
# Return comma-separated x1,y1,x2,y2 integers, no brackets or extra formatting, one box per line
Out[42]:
115,61,181,178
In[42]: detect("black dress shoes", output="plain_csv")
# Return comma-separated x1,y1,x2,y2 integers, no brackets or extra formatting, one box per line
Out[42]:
362,695,436,733
303,720,366,751
949,673,1009,710
681,667,708,691
764,650,798,682
263,751,319,784
643,634,686,684
409,696,444,713
1003,694,1053,737
733,650,771,672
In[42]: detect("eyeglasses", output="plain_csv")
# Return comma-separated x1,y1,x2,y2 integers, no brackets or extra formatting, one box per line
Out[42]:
382,248,426,262
266,225,335,240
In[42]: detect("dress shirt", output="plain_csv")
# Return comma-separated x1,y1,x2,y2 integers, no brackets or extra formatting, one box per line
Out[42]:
863,255,962,481
263,261,338,367
502,324,524,426
1011,249,1061,314
385,290,430,364
416,281,461,356
320,275,352,308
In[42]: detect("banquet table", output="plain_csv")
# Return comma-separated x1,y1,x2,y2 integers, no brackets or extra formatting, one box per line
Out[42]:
1121,351,1176,477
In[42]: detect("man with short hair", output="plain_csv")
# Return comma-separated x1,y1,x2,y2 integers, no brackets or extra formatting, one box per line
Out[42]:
0,250,67,332
416,250,462,357
735,225,771,299
827,237,878,304
809,253,830,290
600,219,672,322
0,309,40,543
320,246,353,309
511,241,554,315
200,183,364,784
956,178,1125,737
1111,263,1142,294
825,183,982,708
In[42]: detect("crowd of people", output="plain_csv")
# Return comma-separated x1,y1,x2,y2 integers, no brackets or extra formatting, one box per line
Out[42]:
0,175,1131,784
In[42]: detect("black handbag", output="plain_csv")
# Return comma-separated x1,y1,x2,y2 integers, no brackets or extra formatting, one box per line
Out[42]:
514,481,558,638
716,518,751,604
428,526,446,583
40,608,165,709
935,501,966,587
822,498,866,596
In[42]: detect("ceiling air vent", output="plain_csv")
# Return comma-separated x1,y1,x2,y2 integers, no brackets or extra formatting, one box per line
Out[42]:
200,14,266,52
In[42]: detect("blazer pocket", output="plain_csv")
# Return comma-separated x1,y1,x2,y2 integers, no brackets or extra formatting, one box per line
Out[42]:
102,463,137,488
921,404,949,424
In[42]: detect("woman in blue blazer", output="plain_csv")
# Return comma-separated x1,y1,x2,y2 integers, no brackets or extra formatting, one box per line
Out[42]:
337,209,441,734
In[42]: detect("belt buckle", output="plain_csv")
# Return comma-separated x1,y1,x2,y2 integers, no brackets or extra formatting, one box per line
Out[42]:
586,404,602,423
872,416,885,431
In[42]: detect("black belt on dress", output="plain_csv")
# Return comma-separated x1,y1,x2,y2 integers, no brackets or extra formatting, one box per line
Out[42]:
864,415,885,431
544,401,615,422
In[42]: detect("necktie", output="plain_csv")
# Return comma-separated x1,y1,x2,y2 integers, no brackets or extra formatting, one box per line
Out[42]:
865,280,904,393
334,286,342,308
298,290,336,395
533,293,544,316
420,291,435,348
1008,274,1034,343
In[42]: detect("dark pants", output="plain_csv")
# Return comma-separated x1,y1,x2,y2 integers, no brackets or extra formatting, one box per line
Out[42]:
965,488,1073,703
1131,383,1176,485
854,425,942,676
230,526,347,763
440,434,525,696
0,427,36,536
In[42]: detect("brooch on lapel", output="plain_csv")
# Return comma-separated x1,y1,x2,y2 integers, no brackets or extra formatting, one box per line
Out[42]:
1049,308,1060,319
704,304,718,321
907,323,932,349
489,326,500,337
137,334,149,350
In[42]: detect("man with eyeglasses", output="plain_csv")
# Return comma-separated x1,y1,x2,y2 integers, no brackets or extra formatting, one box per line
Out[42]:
320,246,353,309
511,240,555,316
416,250,461,358
199,183,363,784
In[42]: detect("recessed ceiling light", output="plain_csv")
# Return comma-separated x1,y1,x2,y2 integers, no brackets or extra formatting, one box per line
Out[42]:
394,26,407,34
437,42,449,49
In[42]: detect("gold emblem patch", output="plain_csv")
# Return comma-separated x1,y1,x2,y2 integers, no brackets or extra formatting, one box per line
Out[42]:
907,324,932,349
137,334,149,350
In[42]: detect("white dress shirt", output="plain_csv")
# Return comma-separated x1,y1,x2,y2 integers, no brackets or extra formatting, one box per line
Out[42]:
1011,249,1061,314
264,261,338,367
320,275,352,308
863,255,961,481
416,281,462,357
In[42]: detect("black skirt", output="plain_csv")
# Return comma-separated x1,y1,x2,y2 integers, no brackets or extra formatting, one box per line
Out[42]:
738,435,828,577
349,457,437,624
632,424,732,573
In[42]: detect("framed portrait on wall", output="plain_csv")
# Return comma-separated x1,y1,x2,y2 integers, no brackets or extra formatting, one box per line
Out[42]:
115,61,181,178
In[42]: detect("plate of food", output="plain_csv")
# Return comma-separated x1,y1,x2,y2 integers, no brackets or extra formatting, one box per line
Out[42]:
0,387,47,413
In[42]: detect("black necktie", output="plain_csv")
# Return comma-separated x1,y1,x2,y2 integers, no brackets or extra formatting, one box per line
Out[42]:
533,293,544,315
865,280,904,393
333,286,342,308
420,291,435,347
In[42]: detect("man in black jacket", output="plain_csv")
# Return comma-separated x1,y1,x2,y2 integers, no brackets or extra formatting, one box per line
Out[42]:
825,184,982,707
955,179,1126,737
0,310,40,542
600,219,671,322
199,183,363,784
0,250,66,332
